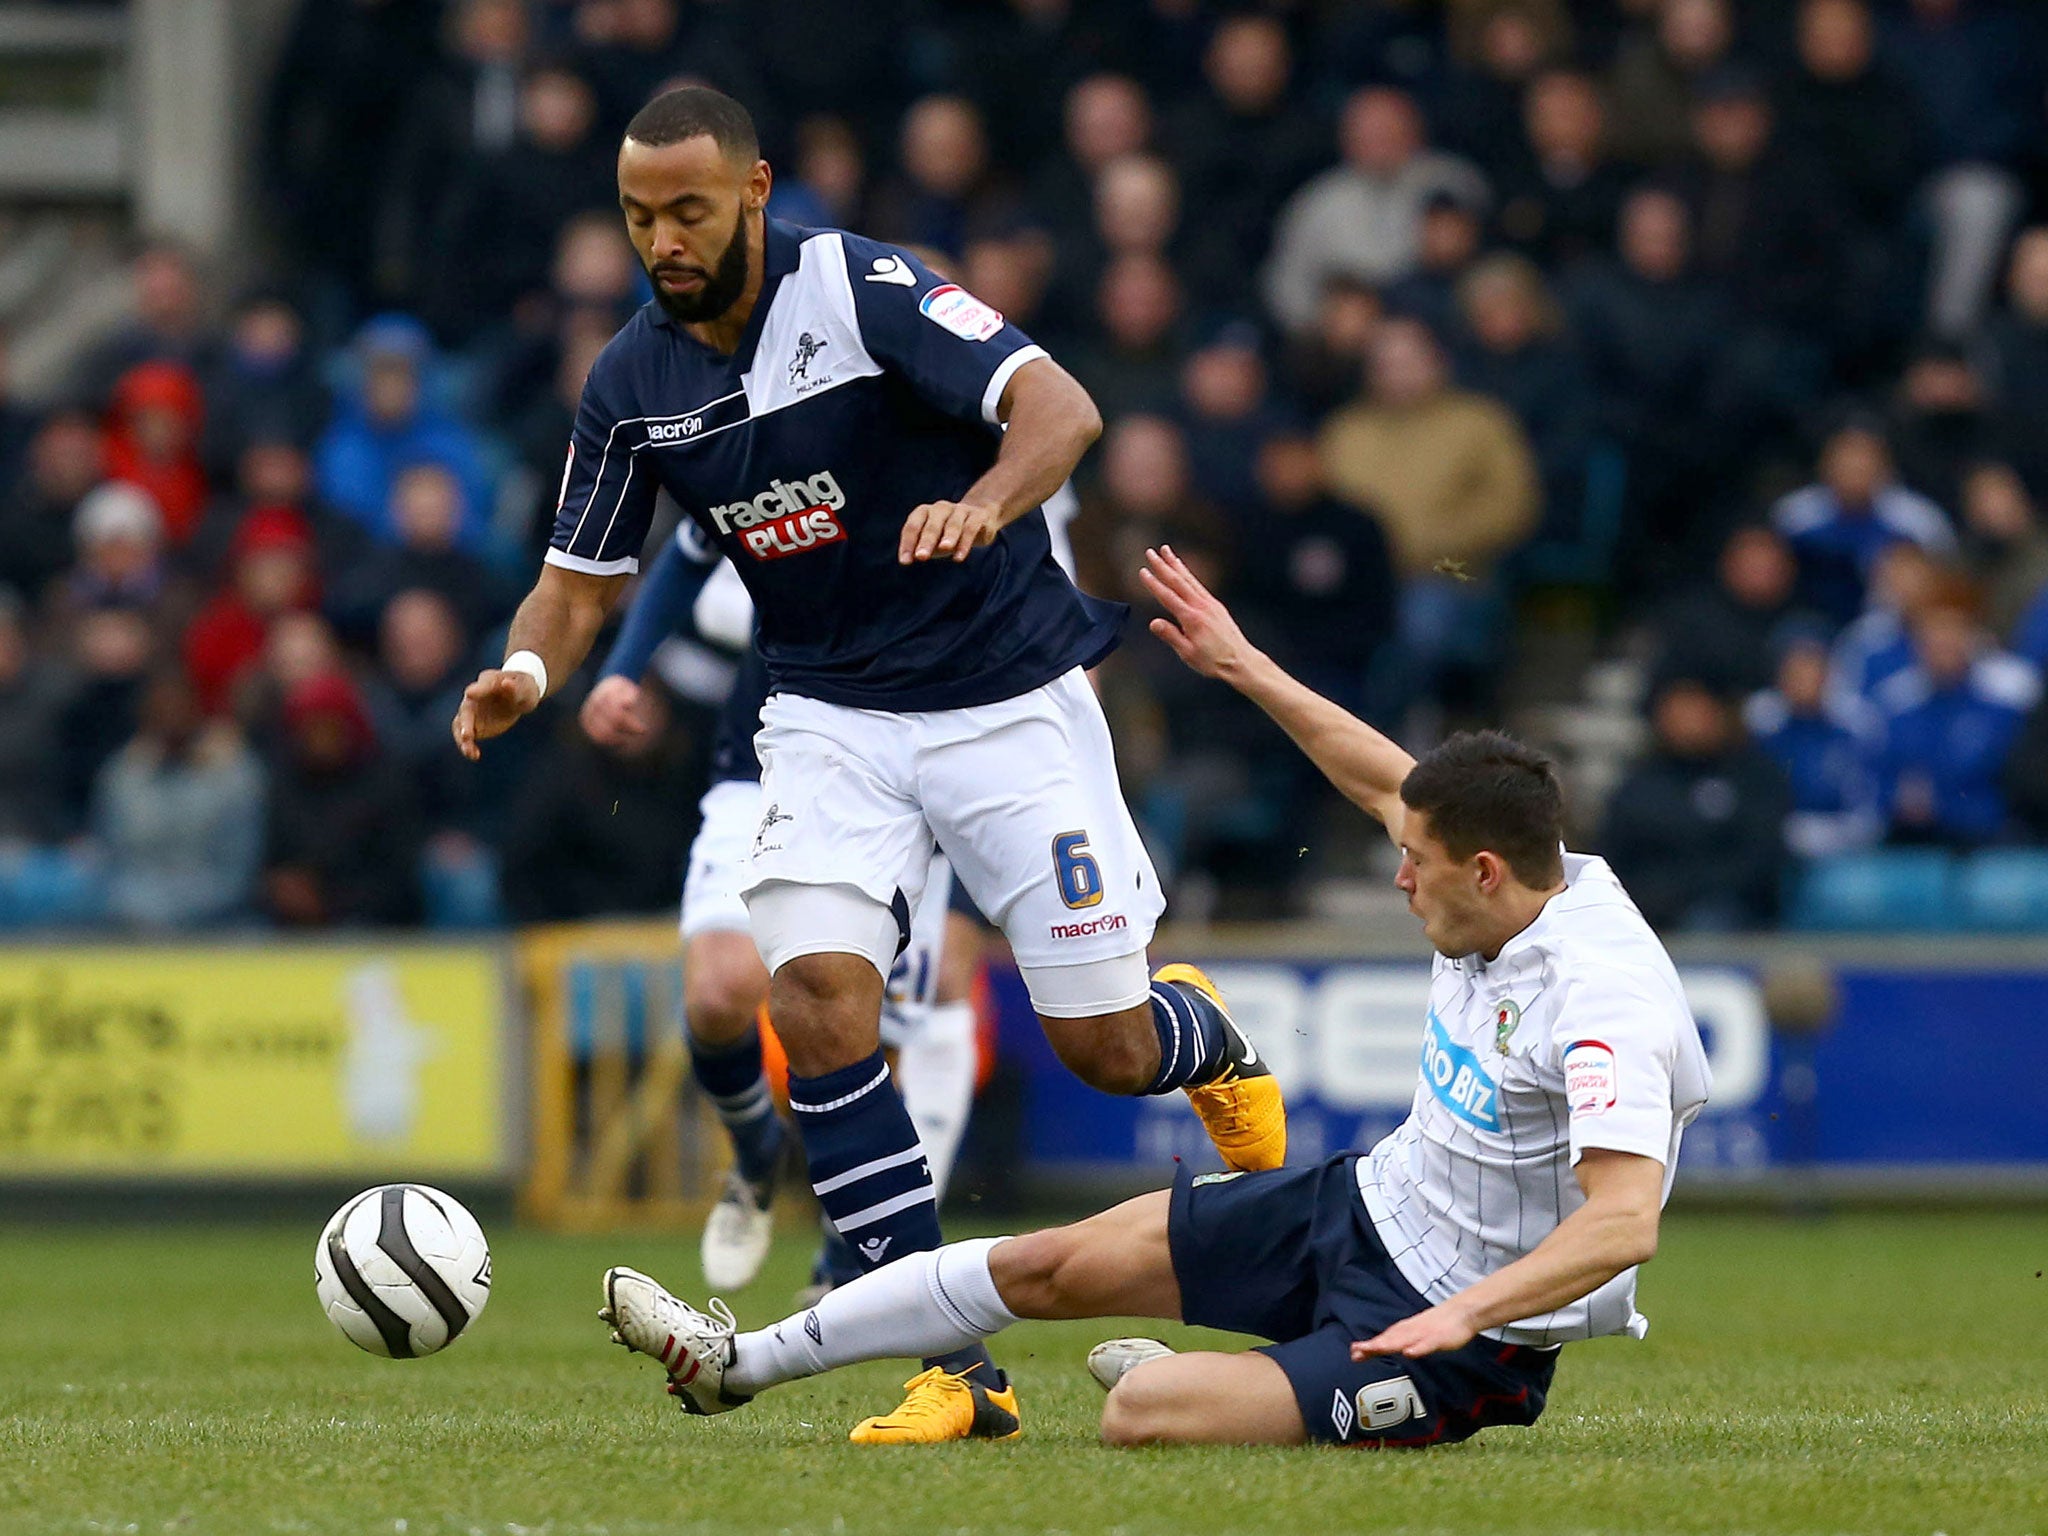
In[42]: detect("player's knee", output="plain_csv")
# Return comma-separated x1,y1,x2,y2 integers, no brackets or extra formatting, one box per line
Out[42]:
685,970,762,1045
1099,1363,1179,1446
769,954,880,1075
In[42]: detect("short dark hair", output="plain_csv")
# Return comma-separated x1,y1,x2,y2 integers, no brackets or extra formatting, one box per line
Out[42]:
623,85,759,161
1399,730,1565,887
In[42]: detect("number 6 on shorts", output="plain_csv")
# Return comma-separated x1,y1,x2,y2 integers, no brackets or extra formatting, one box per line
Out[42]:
1052,830,1104,910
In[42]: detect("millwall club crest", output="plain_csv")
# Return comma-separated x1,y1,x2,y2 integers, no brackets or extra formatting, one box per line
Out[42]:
788,330,827,384
1494,999,1522,1055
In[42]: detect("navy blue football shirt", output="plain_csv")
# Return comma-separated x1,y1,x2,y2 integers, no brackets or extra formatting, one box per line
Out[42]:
548,219,1124,711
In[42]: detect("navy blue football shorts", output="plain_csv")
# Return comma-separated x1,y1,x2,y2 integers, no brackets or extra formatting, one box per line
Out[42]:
1168,1153,1559,1447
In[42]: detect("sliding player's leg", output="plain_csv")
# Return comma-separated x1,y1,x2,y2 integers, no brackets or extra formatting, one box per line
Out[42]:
678,779,781,1290
922,668,1285,1168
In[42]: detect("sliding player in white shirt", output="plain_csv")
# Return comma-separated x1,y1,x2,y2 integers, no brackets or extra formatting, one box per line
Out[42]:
599,545,1711,1447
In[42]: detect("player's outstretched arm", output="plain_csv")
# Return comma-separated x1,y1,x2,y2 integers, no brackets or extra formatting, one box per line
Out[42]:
453,564,626,760
899,357,1102,563
1350,1150,1665,1359
1141,545,1415,839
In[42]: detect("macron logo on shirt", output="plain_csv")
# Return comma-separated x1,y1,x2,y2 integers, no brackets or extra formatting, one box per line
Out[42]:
1421,1010,1501,1131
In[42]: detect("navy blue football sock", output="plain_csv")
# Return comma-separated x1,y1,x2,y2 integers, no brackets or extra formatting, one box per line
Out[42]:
688,1026,784,1185
818,1221,864,1289
788,1048,995,1381
1143,977,1233,1095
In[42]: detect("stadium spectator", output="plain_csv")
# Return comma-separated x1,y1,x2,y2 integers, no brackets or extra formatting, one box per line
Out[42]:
1744,629,1884,859
1437,1,1571,182
1065,255,1184,421
1230,430,1396,717
182,507,319,718
62,483,166,618
2002,688,2048,841
962,229,1055,339
93,668,265,931
1885,0,2042,338
1451,253,1594,531
201,293,330,478
769,114,870,231
74,243,217,407
327,463,516,646
103,362,210,548
1982,228,2048,489
1874,578,2040,847
575,0,764,144
1828,541,1942,717
1279,275,1385,419
1957,462,2048,646
1601,673,1793,932
1603,0,1737,169
1656,524,1806,700
1385,188,1487,338
868,95,1004,261
0,331,33,503
187,438,369,595
1776,0,1925,242
1772,420,1955,627
55,605,154,836
378,0,532,312
262,0,442,312
431,57,618,341
1032,74,1153,255
264,671,423,927
1,410,104,603
1890,340,1996,513
1263,87,1488,336
1178,322,1284,515
314,316,493,549
1164,16,1326,283
1564,186,1737,591
365,587,479,839
500,681,700,920
1318,317,1538,707
1492,68,1628,269
1078,415,1226,599
0,587,68,845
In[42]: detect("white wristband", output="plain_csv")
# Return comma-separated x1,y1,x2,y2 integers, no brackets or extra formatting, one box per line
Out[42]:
501,649,549,698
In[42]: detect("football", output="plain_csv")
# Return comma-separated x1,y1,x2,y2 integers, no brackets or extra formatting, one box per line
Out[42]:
314,1185,493,1358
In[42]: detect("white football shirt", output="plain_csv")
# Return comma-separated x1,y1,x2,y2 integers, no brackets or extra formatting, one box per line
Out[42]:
1354,853,1711,1346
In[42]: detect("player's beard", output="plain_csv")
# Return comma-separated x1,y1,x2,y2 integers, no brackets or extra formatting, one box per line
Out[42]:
649,208,752,325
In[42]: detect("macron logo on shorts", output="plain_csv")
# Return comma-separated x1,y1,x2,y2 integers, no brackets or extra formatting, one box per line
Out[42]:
1050,912,1128,941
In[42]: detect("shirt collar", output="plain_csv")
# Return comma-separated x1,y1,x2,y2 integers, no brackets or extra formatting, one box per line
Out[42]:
1457,851,1621,975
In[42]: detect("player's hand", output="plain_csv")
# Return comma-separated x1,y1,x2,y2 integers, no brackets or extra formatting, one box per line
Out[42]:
900,499,1004,564
580,675,652,751
1350,1300,1480,1360
452,669,542,761
1140,544,1260,681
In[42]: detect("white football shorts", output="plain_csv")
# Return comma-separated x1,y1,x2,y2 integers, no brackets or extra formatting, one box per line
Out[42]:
744,667,1164,988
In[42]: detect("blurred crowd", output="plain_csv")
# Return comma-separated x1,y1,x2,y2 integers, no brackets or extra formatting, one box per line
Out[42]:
4,0,2048,933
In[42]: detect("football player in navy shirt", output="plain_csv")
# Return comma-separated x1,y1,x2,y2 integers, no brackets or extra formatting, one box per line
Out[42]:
452,86,1285,1442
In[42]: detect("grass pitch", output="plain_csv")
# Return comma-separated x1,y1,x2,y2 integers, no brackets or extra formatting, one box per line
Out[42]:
1,1209,2043,1536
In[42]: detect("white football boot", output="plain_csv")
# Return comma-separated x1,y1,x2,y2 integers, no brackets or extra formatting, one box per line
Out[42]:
600,1266,749,1415
1086,1337,1178,1391
700,1170,775,1291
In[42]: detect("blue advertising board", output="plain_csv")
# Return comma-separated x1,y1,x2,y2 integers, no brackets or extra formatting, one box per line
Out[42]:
988,949,2048,1182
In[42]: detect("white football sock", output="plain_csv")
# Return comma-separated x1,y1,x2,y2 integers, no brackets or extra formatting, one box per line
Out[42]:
898,1000,977,1197
725,1235,1017,1395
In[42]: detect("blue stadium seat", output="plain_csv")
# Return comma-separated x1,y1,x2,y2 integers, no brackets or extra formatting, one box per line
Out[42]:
1788,849,1955,932
1954,849,2048,932
0,846,107,930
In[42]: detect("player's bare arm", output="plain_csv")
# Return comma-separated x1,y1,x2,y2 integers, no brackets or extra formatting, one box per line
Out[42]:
898,357,1102,564
1352,1149,1666,1359
452,564,626,760
1142,544,1415,838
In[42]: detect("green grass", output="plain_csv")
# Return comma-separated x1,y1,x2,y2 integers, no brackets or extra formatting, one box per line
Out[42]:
1,1211,2044,1536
